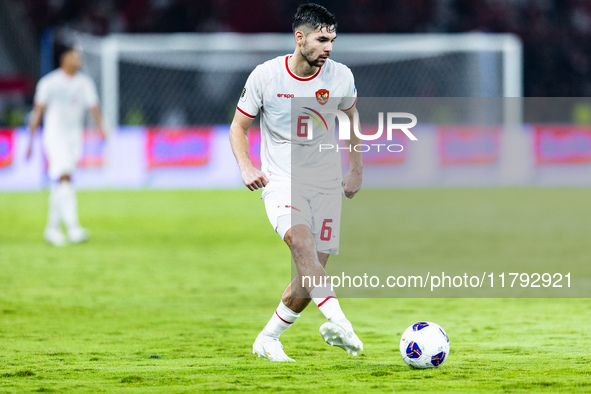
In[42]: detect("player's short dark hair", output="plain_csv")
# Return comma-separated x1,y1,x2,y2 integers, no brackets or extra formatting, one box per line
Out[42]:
292,3,337,33
55,44,77,64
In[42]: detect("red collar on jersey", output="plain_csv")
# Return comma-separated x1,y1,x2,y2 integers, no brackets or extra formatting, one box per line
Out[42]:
285,56,322,82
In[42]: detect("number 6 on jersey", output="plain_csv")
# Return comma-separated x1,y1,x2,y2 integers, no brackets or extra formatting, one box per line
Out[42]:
297,115,309,137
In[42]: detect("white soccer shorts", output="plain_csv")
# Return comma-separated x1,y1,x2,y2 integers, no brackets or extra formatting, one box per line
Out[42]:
262,186,343,255
43,134,82,179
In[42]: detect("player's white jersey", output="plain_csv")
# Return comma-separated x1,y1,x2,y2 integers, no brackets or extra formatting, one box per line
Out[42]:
34,69,99,139
237,55,356,192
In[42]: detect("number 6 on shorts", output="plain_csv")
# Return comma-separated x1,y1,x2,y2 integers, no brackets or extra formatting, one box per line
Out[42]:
320,219,333,241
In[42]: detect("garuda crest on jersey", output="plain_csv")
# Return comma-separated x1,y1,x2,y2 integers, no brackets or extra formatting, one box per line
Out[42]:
315,89,329,105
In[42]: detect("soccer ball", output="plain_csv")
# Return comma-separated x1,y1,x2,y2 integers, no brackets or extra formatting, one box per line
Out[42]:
399,322,450,369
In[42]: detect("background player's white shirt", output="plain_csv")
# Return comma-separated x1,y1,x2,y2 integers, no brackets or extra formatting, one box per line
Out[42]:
34,69,99,141
34,69,99,179
237,55,357,192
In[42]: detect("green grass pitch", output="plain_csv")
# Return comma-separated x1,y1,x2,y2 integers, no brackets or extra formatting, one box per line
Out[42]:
0,189,590,392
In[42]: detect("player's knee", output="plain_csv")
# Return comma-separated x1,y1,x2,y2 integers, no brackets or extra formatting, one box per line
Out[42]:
289,233,315,255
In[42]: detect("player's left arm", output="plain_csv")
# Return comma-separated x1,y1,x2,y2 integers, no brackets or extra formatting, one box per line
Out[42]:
89,105,107,139
25,103,46,160
86,78,106,139
342,105,362,199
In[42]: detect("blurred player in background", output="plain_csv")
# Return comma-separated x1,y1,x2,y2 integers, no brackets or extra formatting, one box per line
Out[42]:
230,3,363,362
26,45,106,246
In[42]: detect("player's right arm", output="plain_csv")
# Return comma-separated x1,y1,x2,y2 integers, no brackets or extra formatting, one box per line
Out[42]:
26,103,46,160
229,111,268,191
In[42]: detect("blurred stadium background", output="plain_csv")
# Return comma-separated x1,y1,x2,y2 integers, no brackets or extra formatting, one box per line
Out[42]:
1,0,591,190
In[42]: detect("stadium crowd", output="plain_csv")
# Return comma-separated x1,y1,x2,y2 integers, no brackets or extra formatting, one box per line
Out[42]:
17,0,591,96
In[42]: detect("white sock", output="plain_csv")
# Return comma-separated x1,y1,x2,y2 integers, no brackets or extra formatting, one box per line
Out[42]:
311,287,347,324
261,302,301,339
57,182,81,232
46,183,61,230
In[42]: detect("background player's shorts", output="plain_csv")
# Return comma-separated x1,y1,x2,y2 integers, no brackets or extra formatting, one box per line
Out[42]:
42,133,82,180
262,186,342,255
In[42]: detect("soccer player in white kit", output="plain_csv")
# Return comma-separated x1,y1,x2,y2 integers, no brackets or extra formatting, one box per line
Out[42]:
230,4,364,362
26,46,106,246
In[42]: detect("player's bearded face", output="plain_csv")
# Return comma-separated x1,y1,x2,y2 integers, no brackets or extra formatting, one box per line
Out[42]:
301,27,336,67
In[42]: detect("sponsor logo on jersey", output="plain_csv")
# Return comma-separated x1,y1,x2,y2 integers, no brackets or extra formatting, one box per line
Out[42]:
277,93,295,98
316,89,329,105
239,87,247,102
